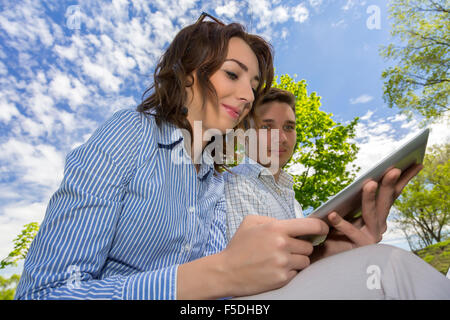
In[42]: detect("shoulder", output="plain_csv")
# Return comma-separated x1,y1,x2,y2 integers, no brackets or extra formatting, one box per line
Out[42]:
223,166,260,196
72,109,159,169
90,109,156,142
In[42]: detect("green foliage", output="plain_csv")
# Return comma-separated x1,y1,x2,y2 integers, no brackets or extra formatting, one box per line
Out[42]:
414,238,450,275
273,74,361,211
0,274,20,300
0,222,39,270
393,143,450,250
380,0,449,123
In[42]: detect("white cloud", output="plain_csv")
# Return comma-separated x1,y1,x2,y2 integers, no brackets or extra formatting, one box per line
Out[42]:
309,0,323,8
360,109,374,121
48,71,90,108
0,99,19,123
0,0,60,51
428,112,450,147
342,0,367,11
216,1,240,18
245,0,310,39
292,3,309,23
0,139,65,190
350,94,374,104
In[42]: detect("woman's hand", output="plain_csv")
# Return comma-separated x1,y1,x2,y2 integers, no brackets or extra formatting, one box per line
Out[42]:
220,214,329,297
311,164,423,262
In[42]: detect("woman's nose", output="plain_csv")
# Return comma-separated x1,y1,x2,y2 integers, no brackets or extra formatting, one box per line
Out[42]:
238,82,255,104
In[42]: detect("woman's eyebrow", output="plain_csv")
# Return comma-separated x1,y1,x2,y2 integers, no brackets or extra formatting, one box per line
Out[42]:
224,58,260,82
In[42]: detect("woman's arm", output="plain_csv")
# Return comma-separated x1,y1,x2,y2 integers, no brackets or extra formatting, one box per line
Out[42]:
15,110,178,300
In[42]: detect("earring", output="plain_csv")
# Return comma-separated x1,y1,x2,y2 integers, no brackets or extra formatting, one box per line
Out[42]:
181,106,188,116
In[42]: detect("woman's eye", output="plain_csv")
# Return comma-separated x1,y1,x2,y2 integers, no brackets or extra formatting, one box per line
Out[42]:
260,125,270,129
284,125,295,131
225,71,238,80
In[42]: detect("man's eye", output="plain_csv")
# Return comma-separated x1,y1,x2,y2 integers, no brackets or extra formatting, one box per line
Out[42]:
225,71,238,80
284,125,295,131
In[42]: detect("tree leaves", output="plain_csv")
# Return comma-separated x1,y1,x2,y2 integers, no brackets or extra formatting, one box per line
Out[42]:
0,222,39,270
380,0,450,123
393,143,450,250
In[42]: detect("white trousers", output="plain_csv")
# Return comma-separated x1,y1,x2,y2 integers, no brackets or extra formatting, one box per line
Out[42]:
233,244,450,300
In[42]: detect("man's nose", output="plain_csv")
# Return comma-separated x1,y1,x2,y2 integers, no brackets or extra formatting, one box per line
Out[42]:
279,129,288,143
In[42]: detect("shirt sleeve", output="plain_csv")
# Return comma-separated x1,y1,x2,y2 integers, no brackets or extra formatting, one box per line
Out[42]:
14,110,178,300
203,190,228,257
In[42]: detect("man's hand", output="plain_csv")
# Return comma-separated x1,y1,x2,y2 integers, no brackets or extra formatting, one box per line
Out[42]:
311,163,423,262
220,215,329,297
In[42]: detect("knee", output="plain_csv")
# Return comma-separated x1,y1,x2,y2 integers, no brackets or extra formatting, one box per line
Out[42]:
355,243,421,271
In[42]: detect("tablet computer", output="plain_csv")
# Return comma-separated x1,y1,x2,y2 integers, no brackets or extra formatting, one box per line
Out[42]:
300,128,430,246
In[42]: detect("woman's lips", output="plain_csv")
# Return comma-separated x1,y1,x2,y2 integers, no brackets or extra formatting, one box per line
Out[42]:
222,104,240,119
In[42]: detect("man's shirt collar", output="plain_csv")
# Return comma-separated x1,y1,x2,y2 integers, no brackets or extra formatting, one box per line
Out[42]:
234,156,294,189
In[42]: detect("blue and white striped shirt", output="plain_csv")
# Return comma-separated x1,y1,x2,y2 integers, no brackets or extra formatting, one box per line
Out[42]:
15,109,227,300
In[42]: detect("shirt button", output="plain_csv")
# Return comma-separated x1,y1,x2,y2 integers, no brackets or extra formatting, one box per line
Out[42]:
184,243,191,252
188,206,195,214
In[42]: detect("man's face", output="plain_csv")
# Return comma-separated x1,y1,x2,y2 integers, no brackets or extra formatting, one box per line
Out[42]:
254,100,297,169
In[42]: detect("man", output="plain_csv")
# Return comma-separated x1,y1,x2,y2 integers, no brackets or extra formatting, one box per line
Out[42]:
223,88,450,299
225,87,301,241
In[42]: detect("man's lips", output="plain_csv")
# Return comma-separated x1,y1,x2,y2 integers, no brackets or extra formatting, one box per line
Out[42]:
222,104,240,119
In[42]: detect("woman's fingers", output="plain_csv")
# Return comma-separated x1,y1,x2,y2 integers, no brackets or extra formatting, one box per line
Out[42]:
285,237,314,256
289,254,311,271
279,217,329,238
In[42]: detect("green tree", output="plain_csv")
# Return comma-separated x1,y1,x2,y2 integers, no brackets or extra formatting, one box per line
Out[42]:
380,0,449,123
273,74,360,212
0,222,39,300
0,274,20,300
393,143,450,251
0,222,39,270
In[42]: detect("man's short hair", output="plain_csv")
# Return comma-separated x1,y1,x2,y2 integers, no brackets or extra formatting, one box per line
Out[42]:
258,87,296,116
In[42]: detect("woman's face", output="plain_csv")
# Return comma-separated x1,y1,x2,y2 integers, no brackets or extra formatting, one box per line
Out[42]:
186,37,260,136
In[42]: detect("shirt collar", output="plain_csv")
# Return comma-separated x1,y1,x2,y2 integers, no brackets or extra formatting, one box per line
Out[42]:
154,117,215,179
236,156,294,189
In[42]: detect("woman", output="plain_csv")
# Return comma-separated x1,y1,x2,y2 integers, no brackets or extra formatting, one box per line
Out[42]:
15,12,324,300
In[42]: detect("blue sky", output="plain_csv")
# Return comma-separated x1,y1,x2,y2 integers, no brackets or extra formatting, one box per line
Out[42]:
0,0,449,276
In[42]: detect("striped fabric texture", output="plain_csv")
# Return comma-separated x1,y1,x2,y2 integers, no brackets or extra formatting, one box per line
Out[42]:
15,109,227,300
